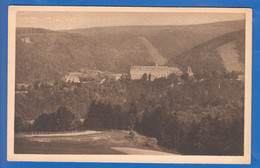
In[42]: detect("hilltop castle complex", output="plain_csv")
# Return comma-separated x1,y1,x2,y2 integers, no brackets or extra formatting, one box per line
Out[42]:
130,65,182,81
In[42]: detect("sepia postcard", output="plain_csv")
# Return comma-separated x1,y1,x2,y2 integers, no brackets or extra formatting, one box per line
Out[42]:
7,6,252,164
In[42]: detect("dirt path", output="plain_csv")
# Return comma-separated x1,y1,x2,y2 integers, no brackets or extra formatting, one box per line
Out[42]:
16,131,101,138
15,130,176,155
111,147,173,155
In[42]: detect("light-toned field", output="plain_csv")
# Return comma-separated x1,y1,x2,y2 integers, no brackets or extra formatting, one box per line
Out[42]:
111,147,173,155
15,130,175,155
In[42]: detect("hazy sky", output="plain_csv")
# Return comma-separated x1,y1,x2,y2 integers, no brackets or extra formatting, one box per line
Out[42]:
16,11,245,30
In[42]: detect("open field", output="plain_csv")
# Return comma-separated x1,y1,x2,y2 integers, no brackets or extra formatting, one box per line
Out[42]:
14,130,174,155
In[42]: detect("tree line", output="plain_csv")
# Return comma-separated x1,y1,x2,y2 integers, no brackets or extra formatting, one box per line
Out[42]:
15,70,244,155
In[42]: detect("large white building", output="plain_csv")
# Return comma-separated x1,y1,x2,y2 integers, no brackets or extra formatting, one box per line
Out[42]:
130,65,182,81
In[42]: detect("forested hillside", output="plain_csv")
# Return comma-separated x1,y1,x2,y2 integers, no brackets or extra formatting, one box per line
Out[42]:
166,30,245,74
16,20,245,82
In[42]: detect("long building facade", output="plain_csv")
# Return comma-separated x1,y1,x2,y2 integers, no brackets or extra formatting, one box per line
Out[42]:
130,65,182,81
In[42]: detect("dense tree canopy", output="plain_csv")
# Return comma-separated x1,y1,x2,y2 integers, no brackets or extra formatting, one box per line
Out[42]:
15,71,244,155
33,106,75,132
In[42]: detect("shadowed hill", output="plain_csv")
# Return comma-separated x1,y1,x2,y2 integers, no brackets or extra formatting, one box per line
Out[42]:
16,27,53,35
166,29,245,75
16,20,245,82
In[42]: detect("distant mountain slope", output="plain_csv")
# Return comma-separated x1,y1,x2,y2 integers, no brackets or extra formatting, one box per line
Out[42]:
166,29,245,74
15,20,245,82
217,41,244,72
69,20,245,60
16,27,53,35
139,36,167,65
